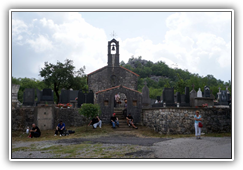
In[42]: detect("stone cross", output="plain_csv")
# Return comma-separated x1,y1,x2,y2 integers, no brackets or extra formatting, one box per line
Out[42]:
192,84,195,90
144,81,147,86
226,86,230,94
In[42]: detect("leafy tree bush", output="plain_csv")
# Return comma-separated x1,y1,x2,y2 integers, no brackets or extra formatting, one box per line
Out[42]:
78,103,101,120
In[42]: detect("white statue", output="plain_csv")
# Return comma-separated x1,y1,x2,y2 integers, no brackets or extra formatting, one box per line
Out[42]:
197,88,202,97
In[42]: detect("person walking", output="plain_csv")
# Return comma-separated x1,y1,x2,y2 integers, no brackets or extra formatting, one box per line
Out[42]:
194,110,202,139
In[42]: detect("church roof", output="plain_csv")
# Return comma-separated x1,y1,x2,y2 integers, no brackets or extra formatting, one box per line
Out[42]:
87,66,139,77
96,85,142,94
119,66,139,77
87,66,107,76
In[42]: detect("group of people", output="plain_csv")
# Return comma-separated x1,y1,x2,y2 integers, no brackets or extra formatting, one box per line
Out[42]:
27,110,202,139
87,112,138,129
28,120,66,138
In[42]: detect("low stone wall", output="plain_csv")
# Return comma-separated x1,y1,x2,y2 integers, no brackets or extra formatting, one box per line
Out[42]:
142,107,231,134
12,107,35,131
12,107,86,131
54,108,86,127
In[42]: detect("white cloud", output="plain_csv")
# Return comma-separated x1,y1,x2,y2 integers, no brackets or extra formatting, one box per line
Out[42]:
26,35,53,52
12,12,108,74
12,19,28,36
12,12,231,82
119,12,231,81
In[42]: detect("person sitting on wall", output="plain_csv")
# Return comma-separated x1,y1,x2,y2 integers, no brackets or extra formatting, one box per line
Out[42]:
110,113,119,129
126,113,138,129
88,116,102,129
28,123,41,138
54,120,66,136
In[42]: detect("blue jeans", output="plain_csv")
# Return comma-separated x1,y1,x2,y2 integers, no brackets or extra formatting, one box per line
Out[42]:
93,120,102,128
112,120,119,127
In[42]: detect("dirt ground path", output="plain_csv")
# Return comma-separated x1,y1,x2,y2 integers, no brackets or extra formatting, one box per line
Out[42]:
11,134,231,159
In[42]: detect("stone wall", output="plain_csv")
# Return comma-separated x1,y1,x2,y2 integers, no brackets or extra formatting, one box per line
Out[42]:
12,107,35,131
12,107,86,131
142,108,231,134
54,108,86,127
88,66,138,95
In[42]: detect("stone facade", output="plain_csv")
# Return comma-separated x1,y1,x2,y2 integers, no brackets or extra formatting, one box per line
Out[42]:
87,39,142,123
88,66,139,96
96,85,142,123
142,108,231,134
87,38,139,98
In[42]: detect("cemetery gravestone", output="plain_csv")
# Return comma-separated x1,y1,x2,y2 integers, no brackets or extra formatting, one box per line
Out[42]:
218,90,228,105
142,81,151,107
23,88,35,106
162,88,175,106
41,88,54,101
69,90,79,101
204,86,210,98
86,90,94,104
12,84,20,107
156,96,161,102
190,87,197,107
197,88,202,97
185,87,190,103
78,90,86,108
60,89,70,104
176,92,181,103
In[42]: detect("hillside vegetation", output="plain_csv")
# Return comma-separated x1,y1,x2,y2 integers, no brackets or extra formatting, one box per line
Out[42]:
120,56,231,99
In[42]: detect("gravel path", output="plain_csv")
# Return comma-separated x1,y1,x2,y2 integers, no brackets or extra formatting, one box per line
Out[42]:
11,135,232,159
152,137,232,158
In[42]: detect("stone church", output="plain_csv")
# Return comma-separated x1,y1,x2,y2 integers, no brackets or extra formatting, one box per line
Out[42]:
87,39,143,123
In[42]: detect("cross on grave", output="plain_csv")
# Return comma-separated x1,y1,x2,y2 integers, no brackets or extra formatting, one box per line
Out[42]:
192,84,195,90
144,81,147,86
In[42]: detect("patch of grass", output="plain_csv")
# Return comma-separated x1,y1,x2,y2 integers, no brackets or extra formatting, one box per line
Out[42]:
12,125,114,143
12,147,29,152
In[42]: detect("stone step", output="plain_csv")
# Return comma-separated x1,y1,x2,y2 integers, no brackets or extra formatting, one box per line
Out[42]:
113,127,133,131
114,109,125,112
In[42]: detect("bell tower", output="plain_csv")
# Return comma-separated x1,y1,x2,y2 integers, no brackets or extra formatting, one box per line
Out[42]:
108,39,119,67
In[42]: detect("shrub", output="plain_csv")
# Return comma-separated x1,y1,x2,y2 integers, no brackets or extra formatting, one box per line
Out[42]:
78,103,101,120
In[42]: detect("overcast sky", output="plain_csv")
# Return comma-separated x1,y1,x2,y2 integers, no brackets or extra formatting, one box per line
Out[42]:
11,10,232,82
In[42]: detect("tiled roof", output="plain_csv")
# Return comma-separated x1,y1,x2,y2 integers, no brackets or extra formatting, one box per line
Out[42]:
120,66,139,77
87,66,107,76
87,65,139,77
96,85,142,94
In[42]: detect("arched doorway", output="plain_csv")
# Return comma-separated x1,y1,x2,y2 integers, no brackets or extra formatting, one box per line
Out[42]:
114,92,128,117
96,85,142,123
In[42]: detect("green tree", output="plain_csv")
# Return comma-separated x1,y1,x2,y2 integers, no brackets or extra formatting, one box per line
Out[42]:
78,103,101,131
175,73,187,94
39,59,86,103
79,103,101,119
12,77,49,103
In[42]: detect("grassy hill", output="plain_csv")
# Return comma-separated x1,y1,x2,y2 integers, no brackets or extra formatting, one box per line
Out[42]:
120,56,231,99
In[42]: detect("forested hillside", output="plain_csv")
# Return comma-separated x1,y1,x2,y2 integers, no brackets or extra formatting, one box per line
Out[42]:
12,56,231,103
120,56,231,99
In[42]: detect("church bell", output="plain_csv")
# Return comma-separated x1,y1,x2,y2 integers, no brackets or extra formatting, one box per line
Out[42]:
111,44,115,51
